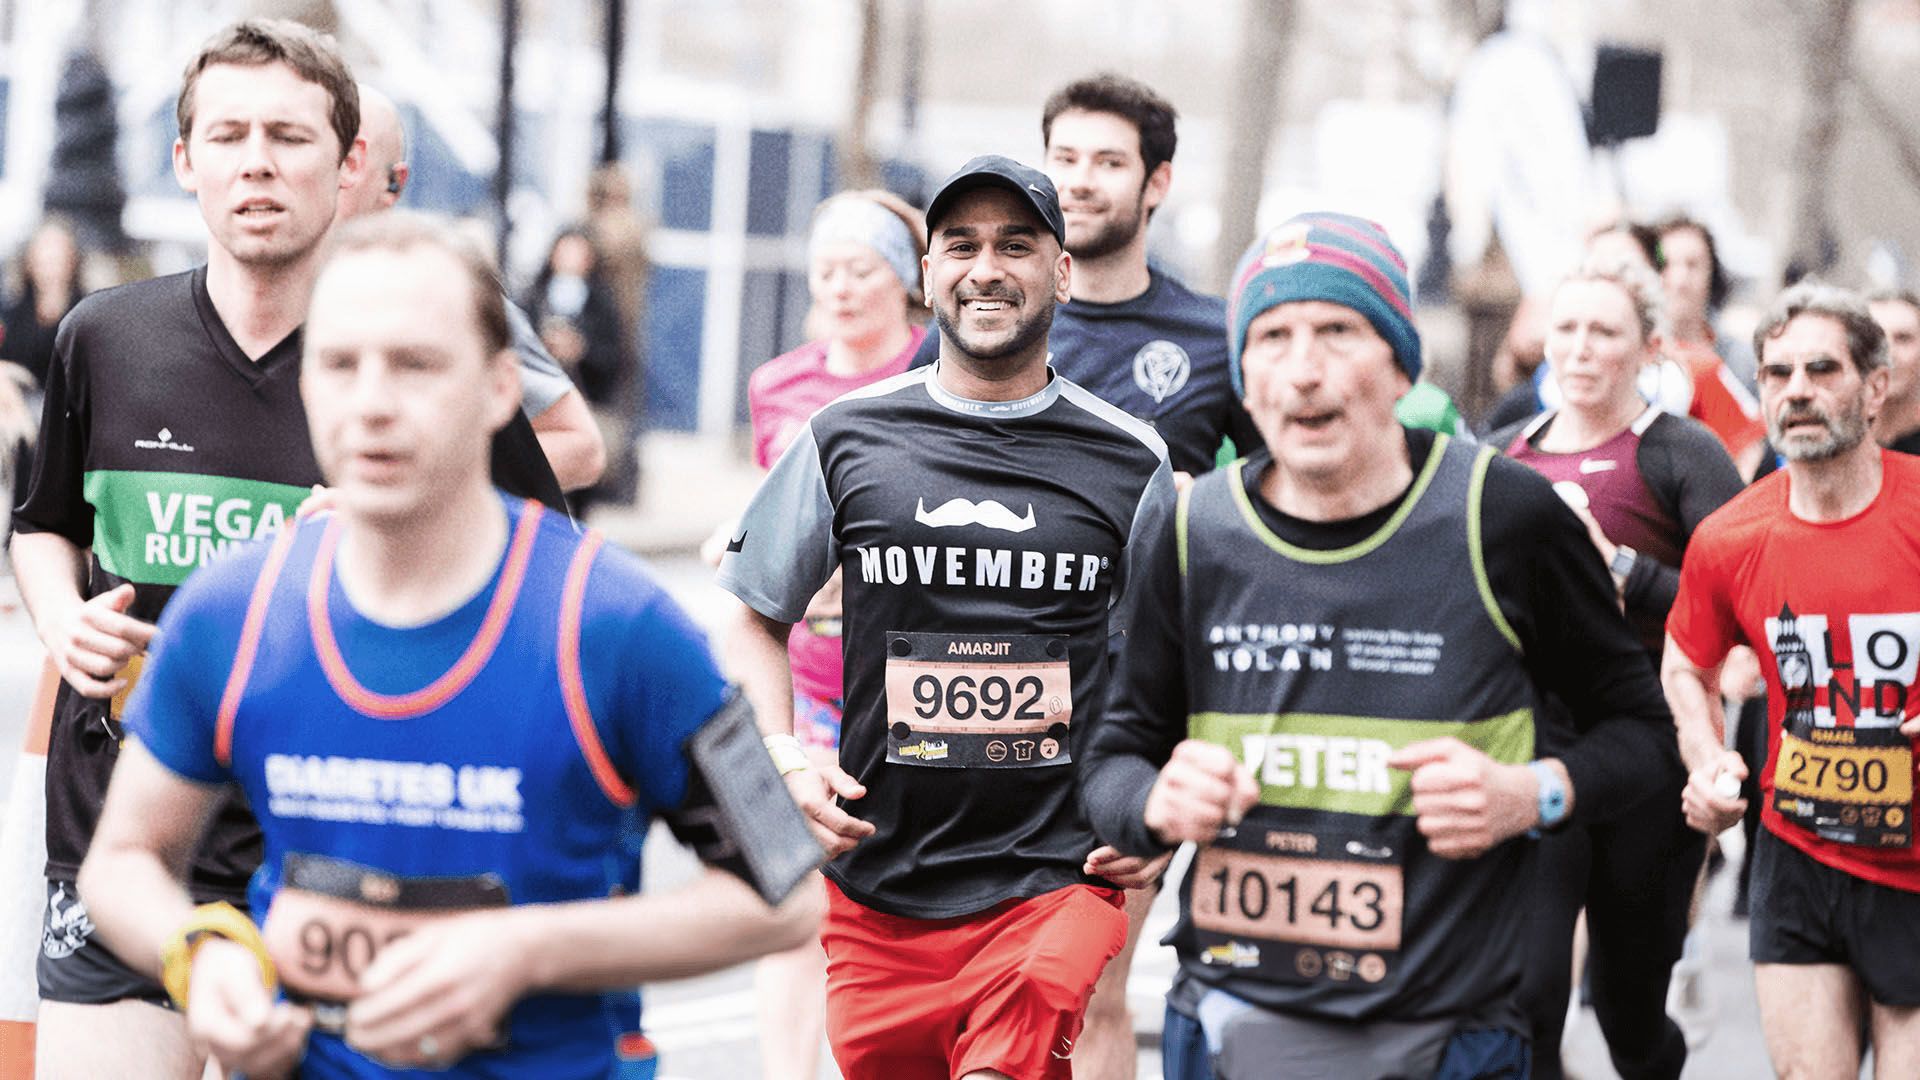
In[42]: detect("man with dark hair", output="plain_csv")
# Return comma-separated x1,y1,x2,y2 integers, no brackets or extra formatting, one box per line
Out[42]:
1867,288,1920,454
722,156,1173,1080
1668,280,1920,1079
913,74,1257,483
9,19,556,1074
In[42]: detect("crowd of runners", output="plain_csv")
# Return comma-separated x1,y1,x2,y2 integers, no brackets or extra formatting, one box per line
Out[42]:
4,14,1920,1080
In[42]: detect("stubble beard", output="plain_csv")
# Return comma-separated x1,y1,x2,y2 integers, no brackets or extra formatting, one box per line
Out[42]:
934,291,1057,368
1065,192,1146,262
1773,395,1871,463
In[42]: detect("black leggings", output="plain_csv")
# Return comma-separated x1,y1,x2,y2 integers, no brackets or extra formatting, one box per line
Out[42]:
1522,790,1707,1080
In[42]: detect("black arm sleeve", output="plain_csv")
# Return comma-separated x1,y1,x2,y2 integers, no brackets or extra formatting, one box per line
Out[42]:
12,315,92,544
1080,496,1189,856
1479,457,1682,825
1623,414,1744,625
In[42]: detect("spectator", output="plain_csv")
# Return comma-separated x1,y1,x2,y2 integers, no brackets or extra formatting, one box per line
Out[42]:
1,217,86,387
524,228,626,512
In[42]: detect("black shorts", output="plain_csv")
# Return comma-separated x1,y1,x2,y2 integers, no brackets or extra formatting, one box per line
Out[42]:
1749,826,1920,1006
37,880,171,1008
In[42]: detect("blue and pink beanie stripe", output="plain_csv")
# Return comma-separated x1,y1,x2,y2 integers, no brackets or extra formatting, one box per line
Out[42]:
1227,211,1422,395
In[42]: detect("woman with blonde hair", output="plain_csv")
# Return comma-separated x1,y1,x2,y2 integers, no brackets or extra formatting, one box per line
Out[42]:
1494,255,1743,1080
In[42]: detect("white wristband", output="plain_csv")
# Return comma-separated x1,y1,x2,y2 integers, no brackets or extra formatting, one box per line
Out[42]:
763,733,810,776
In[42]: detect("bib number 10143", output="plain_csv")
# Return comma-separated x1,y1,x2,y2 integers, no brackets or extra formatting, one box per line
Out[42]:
884,631,1071,768
1188,823,1404,990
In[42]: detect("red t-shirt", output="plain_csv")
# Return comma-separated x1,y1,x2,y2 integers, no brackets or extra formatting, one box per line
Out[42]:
1673,337,1764,461
745,325,926,704
1671,450,1920,892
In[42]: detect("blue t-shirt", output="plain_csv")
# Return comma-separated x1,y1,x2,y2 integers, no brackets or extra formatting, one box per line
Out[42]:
912,268,1258,474
128,495,726,1079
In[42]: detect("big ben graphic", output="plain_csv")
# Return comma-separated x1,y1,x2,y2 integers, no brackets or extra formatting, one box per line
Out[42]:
1773,603,1817,727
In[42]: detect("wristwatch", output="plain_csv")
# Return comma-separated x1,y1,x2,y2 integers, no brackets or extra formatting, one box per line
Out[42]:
1529,760,1570,831
1608,544,1638,583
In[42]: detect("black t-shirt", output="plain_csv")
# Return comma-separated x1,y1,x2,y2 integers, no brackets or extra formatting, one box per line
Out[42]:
719,365,1175,918
14,267,564,898
1082,427,1679,861
910,269,1259,475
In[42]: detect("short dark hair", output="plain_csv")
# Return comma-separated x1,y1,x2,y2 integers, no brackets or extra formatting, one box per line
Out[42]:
319,211,510,357
1655,215,1731,311
1753,279,1887,375
178,19,360,164
1041,73,1178,176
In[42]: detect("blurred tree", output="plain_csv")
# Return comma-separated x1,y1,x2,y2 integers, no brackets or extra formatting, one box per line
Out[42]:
1788,0,1854,276
841,0,883,190
42,49,126,254
1210,0,1296,291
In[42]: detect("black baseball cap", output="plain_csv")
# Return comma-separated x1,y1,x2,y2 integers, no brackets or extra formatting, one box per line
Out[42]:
924,155,1066,245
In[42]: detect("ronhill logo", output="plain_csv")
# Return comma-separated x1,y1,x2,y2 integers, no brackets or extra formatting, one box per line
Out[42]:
915,497,1037,534
133,427,195,453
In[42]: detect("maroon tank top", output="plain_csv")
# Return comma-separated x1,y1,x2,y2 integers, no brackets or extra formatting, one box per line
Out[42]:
1507,408,1684,648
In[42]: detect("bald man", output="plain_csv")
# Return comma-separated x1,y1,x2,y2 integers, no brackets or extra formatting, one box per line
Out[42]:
339,86,608,492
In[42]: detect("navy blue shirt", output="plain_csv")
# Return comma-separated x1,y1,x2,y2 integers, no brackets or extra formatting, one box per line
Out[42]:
913,268,1258,475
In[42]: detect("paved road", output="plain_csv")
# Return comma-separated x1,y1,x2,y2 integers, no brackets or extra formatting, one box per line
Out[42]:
0,559,1782,1078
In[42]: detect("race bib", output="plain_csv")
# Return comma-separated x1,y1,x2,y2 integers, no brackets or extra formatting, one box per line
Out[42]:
1772,723,1914,848
260,853,509,1032
1189,820,1404,989
883,631,1071,768
109,653,145,722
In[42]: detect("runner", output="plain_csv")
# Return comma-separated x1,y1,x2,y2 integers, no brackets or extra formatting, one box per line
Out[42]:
910,75,1258,482
338,84,607,496
6,20,553,1075
74,212,820,1078
1667,280,1920,1079
1080,213,1679,1080
1867,288,1920,455
912,74,1253,1077
1491,255,1742,1079
1655,216,1765,475
744,188,927,1080
720,155,1174,1080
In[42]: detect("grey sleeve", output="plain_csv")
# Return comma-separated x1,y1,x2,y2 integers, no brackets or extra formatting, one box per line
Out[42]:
716,422,839,623
507,298,577,418
1109,459,1178,637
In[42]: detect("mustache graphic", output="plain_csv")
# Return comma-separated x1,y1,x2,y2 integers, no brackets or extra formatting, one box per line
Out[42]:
915,497,1038,533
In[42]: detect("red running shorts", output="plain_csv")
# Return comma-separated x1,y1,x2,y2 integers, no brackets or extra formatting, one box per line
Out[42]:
820,879,1127,1080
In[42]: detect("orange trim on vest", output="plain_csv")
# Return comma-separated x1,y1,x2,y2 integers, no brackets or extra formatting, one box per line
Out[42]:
307,503,544,720
215,524,304,768
24,659,58,756
557,532,635,806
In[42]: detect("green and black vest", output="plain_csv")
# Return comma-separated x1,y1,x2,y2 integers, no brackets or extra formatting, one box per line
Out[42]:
1173,434,1537,1023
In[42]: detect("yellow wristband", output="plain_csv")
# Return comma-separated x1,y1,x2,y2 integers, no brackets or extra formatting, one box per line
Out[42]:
763,733,810,776
160,902,277,1011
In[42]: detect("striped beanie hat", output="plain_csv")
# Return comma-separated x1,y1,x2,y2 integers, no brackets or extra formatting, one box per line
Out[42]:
1226,212,1420,395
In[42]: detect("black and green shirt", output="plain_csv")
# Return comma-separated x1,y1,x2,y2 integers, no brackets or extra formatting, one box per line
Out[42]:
1081,428,1679,1026
14,266,563,901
